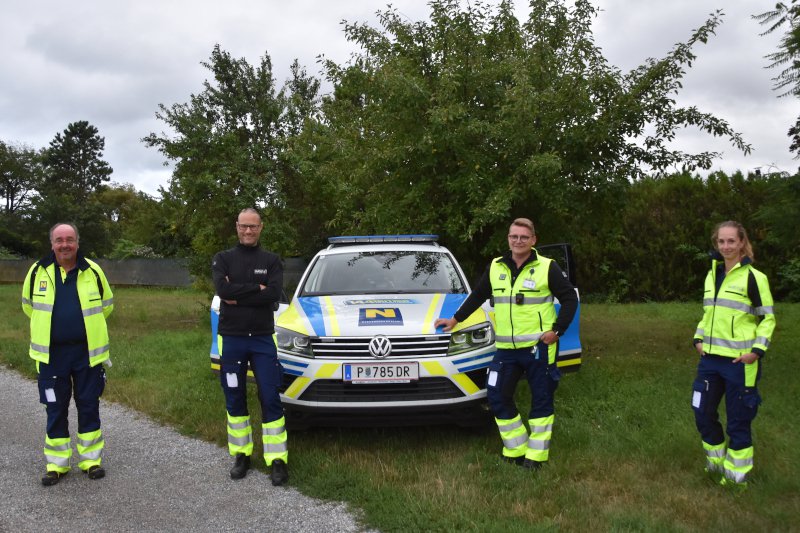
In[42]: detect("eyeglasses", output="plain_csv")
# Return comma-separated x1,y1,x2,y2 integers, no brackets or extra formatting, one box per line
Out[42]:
237,223,262,231
508,235,532,242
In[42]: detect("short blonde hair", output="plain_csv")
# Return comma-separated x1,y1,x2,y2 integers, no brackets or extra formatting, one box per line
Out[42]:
511,218,535,236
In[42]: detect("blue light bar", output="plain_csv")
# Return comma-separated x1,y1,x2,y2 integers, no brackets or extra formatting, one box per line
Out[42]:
328,234,439,245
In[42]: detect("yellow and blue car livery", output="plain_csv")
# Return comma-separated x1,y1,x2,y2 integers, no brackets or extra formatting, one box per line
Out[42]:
273,293,493,410
553,294,582,369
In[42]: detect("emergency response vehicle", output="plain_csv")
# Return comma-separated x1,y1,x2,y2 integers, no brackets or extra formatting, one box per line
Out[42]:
210,235,581,426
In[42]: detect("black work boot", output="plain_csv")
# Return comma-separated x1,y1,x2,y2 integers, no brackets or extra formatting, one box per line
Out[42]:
86,465,105,480
522,458,544,470
230,453,251,480
270,459,288,486
41,471,67,486
500,455,525,466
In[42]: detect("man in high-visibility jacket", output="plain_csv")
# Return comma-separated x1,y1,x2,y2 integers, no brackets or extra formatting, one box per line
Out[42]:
21,223,114,486
436,218,578,469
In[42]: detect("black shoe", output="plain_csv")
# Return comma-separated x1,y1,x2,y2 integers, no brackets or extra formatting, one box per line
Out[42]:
42,471,66,486
86,465,105,480
501,455,525,466
522,459,544,470
270,459,288,486
230,453,251,480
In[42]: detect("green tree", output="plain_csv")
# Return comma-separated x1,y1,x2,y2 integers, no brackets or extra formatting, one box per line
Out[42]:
34,121,114,256
96,184,188,258
754,171,800,300
144,46,322,280
755,1,800,157
0,140,43,216
306,0,749,274
41,120,113,199
0,140,43,256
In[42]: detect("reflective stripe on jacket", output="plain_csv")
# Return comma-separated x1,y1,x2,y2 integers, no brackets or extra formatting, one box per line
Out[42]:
490,253,556,350
695,258,775,358
21,256,114,366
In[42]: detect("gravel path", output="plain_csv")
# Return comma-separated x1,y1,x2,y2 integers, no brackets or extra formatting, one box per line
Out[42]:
0,366,370,532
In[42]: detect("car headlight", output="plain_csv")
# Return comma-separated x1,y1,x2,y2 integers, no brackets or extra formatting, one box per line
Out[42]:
276,327,313,358
448,322,494,355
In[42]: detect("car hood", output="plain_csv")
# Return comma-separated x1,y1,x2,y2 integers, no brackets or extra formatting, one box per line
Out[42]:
276,293,486,337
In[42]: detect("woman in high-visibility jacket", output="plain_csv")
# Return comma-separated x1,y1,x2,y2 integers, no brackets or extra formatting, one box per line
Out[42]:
692,221,775,489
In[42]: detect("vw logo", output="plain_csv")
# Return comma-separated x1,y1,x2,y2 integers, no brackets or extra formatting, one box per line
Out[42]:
368,335,392,358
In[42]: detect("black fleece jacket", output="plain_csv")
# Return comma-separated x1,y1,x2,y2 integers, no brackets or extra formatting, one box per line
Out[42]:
212,243,283,336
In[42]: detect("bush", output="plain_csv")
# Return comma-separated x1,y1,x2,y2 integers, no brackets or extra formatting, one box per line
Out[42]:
108,238,162,260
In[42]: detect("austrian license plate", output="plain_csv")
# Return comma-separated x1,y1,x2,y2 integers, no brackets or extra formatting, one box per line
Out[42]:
343,362,419,383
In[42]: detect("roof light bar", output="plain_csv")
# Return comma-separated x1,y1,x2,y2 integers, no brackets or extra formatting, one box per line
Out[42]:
328,234,439,245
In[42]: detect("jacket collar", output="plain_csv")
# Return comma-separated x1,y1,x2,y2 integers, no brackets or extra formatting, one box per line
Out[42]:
710,250,753,269
38,250,91,271
497,248,538,270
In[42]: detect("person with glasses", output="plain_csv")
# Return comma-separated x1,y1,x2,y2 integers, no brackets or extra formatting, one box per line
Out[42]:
212,208,288,485
21,223,114,485
691,221,775,490
435,218,577,470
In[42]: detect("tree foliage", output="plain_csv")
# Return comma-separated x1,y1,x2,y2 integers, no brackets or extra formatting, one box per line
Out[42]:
28,121,115,256
755,0,800,157
304,0,749,273
41,120,113,199
144,45,322,279
0,140,43,216
573,171,774,302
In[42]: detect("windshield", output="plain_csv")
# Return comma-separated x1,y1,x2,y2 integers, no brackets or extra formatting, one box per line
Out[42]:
300,251,466,296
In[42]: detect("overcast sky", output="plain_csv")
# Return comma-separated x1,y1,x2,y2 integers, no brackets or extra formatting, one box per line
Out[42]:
1,0,798,196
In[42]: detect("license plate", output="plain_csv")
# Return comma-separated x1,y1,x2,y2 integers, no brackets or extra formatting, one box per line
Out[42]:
343,362,419,383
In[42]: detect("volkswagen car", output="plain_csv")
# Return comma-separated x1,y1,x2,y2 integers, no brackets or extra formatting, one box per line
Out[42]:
210,235,581,427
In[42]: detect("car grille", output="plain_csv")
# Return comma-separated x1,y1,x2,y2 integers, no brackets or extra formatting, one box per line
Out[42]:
298,377,463,402
310,335,450,359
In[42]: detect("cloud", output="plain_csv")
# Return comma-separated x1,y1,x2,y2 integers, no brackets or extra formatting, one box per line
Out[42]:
1,0,798,196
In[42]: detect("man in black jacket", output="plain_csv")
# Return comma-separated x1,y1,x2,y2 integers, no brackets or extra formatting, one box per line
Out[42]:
212,208,288,485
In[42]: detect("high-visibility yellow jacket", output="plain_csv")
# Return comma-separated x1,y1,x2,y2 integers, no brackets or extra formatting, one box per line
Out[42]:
490,254,557,350
694,256,775,358
21,254,114,367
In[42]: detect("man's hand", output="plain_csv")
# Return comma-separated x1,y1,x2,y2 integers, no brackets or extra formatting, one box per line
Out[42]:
223,299,237,305
694,342,704,356
435,317,457,332
541,330,558,345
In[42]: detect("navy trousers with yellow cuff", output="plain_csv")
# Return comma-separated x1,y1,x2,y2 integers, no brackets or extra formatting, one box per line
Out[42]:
37,342,106,473
692,353,761,485
487,342,561,463
219,334,288,466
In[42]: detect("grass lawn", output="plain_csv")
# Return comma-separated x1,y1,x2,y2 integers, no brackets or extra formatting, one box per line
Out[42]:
1,285,798,531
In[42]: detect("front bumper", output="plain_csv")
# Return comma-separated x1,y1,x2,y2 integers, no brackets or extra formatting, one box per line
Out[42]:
276,347,494,410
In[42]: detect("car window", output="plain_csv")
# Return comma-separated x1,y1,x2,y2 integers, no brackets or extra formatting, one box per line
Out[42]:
300,251,466,295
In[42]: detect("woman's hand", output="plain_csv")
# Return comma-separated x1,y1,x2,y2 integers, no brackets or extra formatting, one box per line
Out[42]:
733,352,759,364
